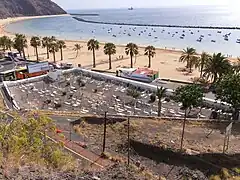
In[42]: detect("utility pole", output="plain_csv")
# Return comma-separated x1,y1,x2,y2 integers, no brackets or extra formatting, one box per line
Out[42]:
102,111,107,153
128,117,130,166
180,109,187,151
67,119,74,142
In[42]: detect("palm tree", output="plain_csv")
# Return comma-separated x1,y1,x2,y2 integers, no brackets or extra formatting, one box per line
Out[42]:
30,36,41,61
104,43,116,69
0,36,9,51
42,37,50,59
203,53,231,83
156,87,167,117
144,45,156,68
179,47,197,72
13,34,27,59
57,40,66,61
87,39,99,68
6,37,13,51
195,52,211,78
42,36,56,59
49,42,59,63
125,43,139,68
73,44,82,58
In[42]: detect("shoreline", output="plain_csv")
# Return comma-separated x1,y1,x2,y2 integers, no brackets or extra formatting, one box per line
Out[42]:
0,15,237,82
0,14,184,54
2,14,238,58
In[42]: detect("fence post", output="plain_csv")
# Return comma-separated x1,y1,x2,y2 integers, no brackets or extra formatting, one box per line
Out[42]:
128,117,130,166
102,111,107,153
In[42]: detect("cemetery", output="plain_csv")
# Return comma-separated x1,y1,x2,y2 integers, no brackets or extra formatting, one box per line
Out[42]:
6,69,214,119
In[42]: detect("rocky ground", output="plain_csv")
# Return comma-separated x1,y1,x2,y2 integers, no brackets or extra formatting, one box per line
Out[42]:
69,118,240,179
0,163,157,180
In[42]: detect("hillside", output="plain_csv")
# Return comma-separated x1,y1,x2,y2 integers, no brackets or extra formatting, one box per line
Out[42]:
0,0,66,18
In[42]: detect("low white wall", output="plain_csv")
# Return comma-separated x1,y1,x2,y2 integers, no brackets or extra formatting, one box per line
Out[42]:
2,81,20,110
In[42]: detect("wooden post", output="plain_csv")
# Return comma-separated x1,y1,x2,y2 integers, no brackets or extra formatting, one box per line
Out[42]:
180,109,187,151
69,122,72,141
102,112,107,153
128,117,130,166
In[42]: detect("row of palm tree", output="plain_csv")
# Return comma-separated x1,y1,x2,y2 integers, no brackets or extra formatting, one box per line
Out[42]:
0,35,156,69
1,35,235,83
33,36,66,62
0,34,67,63
83,39,156,70
179,47,234,83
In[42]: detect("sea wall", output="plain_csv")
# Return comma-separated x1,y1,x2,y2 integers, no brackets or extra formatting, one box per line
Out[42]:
72,16,240,30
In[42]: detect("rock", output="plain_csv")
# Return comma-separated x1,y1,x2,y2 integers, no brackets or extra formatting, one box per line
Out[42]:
0,0,66,19
136,161,141,167
92,176,101,180
159,176,166,180
185,149,193,155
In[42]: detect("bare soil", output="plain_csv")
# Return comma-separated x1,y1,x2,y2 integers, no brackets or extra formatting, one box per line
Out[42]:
72,117,240,179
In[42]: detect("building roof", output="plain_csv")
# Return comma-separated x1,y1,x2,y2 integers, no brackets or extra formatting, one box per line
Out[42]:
134,68,158,75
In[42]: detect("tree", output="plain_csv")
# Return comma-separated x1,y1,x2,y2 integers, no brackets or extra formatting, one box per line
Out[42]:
49,42,59,63
232,57,240,74
0,36,12,51
195,52,211,78
215,73,240,120
125,43,139,68
0,112,75,170
30,36,41,61
144,45,156,68
13,34,27,59
203,53,231,83
127,88,140,114
57,40,66,61
6,37,13,51
42,36,56,59
42,37,51,59
174,84,203,150
73,44,82,58
155,87,167,117
179,47,197,72
104,42,116,69
87,39,99,68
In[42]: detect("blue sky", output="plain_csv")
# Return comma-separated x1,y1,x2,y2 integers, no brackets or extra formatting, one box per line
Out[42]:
52,0,238,10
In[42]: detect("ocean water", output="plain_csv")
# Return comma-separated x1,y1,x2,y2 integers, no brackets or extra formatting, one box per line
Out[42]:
5,6,240,57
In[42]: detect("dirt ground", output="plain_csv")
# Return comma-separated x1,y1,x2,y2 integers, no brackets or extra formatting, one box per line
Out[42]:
72,117,240,179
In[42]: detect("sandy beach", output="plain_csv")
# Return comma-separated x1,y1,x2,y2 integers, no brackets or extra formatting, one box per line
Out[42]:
0,15,237,82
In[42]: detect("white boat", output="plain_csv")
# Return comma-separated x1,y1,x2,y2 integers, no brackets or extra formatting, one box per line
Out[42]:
236,39,240,43
211,40,216,43
128,7,133,10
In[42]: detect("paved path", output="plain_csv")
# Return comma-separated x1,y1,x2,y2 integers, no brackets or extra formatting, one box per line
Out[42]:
49,115,113,169
49,132,113,169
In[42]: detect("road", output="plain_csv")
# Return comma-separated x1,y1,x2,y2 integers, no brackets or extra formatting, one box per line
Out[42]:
151,79,216,100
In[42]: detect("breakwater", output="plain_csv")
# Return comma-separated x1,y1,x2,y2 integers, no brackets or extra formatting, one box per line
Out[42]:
72,16,240,30
70,13,99,16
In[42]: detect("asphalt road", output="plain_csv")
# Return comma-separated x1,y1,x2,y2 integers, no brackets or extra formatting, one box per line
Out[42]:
151,79,216,100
